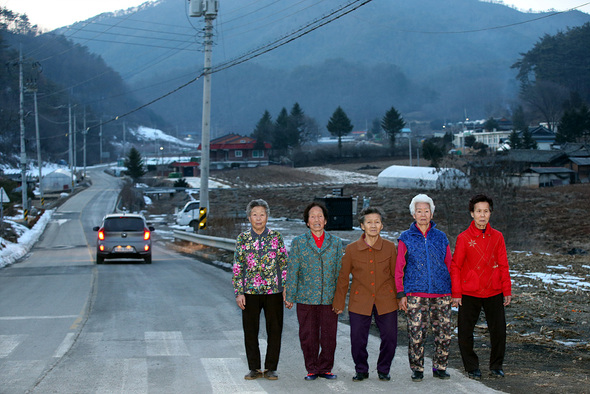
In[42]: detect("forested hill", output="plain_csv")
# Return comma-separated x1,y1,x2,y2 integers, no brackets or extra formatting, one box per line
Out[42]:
0,10,166,166
53,0,590,134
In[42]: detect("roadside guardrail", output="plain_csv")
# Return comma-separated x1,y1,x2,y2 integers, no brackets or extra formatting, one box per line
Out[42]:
173,230,236,251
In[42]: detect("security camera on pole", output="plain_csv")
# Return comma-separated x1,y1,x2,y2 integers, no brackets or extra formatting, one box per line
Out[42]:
189,0,218,233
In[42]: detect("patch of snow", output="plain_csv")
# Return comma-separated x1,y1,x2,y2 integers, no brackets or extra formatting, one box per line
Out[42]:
0,210,54,268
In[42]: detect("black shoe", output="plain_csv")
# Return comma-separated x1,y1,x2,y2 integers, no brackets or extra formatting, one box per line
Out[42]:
352,372,369,381
490,369,505,378
411,370,424,382
433,369,450,379
244,370,262,380
318,372,337,379
468,369,482,380
378,372,391,381
304,373,318,381
264,370,278,380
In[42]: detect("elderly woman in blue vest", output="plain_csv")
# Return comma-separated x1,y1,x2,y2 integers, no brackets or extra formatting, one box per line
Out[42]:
394,194,453,382
286,202,343,381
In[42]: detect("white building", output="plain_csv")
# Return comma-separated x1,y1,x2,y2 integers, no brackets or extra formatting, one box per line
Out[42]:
377,165,470,189
453,130,511,150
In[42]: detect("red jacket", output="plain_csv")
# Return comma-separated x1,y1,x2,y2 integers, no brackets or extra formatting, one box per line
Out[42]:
451,221,511,299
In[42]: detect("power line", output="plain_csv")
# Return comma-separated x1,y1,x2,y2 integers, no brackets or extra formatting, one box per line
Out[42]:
87,0,374,131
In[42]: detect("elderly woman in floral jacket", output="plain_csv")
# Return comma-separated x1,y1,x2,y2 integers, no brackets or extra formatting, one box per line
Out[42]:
232,199,288,381
286,202,343,381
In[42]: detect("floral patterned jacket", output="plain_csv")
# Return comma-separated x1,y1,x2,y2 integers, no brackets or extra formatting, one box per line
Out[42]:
232,228,288,296
286,230,343,305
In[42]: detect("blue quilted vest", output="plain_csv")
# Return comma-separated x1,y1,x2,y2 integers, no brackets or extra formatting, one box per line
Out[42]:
398,221,451,295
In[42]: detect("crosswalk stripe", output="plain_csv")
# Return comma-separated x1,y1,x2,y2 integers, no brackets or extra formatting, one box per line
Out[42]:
202,358,265,394
0,335,25,358
96,358,148,393
145,331,190,356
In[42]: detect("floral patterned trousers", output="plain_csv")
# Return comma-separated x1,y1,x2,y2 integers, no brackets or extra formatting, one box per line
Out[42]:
406,296,452,372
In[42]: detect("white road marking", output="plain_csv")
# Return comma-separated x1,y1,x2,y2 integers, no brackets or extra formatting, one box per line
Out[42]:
145,331,190,356
0,315,78,320
202,358,265,394
96,358,148,394
53,332,75,358
0,335,25,358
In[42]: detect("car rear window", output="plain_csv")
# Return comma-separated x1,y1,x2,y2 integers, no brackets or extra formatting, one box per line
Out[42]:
103,217,145,232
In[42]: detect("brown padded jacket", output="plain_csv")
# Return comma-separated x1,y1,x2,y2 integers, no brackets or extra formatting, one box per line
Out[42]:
333,235,399,316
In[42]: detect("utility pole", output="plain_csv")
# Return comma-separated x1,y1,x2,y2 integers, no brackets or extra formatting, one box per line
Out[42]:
73,113,77,170
31,83,43,207
18,45,28,220
99,122,103,164
68,101,74,189
190,0,218,234
83,108,87,178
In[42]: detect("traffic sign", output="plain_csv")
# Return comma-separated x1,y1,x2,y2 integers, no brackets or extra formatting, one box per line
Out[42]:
0,187,10,203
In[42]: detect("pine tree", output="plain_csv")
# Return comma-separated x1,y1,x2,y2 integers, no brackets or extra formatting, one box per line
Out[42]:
327,106,353,157
124,147,146,182
521,129,538,149
252,110,273,150
508,130,522,149
381,106,405,153
273,107,290,153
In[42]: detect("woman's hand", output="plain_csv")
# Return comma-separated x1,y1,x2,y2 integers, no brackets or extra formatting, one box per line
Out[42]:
451,297,462,307
398,297,408,312
332,307,343,315
236,295,246,310
503,295,512,306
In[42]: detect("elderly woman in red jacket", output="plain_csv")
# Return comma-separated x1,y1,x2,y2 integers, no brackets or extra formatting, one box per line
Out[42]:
451,194,512,381
333,207,398,382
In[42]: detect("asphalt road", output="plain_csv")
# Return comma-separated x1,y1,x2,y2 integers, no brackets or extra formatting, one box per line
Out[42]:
0,168,502,393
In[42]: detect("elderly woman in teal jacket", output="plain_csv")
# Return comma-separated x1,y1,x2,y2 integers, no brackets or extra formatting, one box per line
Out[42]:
286,202,343,381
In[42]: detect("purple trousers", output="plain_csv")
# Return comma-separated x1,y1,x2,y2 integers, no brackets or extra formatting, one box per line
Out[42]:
296,303,338,374
349,306,398,374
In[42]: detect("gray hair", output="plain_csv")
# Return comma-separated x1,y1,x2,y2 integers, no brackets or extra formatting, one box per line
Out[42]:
246,199,270,217
358,207,385,225
409,194,435,215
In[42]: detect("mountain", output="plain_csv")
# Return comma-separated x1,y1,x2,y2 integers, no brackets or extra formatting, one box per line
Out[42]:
55,0,590,134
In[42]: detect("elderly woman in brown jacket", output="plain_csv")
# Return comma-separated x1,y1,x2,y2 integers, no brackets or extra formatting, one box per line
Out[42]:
333,207,398,382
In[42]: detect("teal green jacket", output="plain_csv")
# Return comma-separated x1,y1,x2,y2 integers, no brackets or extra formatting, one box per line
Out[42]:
286,230,343,305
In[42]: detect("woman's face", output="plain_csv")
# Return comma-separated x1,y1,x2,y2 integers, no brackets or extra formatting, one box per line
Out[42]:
412,202,433,226
307,206,327,234
360,213,383,237
248,206,268,233
471,201,491,229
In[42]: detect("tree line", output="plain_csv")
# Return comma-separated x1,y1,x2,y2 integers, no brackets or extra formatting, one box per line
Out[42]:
251,104,407,159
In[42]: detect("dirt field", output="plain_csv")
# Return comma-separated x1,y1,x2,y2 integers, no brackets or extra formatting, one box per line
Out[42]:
154,160,590,393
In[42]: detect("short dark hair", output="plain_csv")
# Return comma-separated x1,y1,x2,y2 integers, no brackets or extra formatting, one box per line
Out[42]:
303,202,328,227
469,194,493,212
358,207,385,225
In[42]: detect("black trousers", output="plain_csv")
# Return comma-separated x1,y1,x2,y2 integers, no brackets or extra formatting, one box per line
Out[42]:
242,293,284,371
458,293,506,372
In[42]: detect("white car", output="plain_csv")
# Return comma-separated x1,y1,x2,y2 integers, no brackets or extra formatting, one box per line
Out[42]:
175,200,202,231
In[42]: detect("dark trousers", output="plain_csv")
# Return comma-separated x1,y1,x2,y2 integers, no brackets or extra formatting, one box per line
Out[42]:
242,293,284,371
458,293,506,372
349,306,398,374
296,303,338,374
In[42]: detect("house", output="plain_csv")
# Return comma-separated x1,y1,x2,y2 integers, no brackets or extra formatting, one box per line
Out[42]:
509,167,577,188
170,161,199,177
200,134,271,169
561,143,590,183
496,149,569,171
521,126,556,150
377,165,470,189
